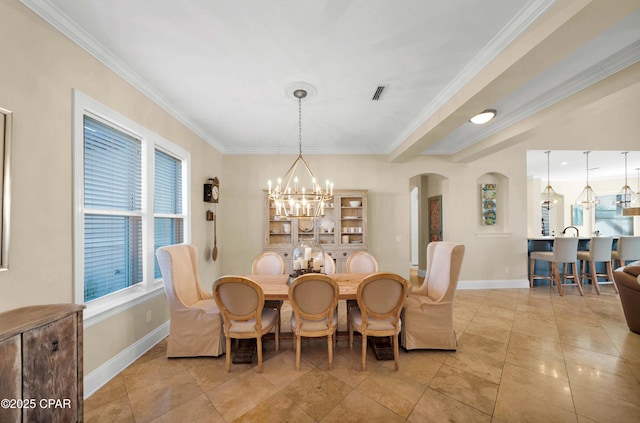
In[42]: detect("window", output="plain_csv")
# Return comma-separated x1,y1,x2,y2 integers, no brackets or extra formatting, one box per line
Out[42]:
595,194,633,236
74,91,189,320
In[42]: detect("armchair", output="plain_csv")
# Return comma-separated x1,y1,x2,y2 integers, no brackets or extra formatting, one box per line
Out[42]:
156,244,225,357
401,241,465,351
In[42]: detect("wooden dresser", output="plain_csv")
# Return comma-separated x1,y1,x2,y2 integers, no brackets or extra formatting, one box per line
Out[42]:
0,304,85,423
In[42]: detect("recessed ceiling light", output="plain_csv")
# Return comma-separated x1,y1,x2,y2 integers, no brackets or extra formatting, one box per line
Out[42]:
469,109,497,125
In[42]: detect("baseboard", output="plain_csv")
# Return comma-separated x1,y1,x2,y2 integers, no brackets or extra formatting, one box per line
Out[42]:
458,279,530,289
84,321,169,399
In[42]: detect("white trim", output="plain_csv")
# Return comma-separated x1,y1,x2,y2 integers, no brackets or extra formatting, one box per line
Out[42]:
73,90,190,321
84,321,170,399
83,287,164,328
458,279,530,289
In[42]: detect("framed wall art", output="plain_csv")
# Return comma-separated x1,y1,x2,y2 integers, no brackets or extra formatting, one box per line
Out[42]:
481,184,497,225
428,195,442,242
0,107,12,270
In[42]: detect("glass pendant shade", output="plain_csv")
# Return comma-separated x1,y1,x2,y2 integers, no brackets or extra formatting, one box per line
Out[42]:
617,152,639,207
540,151,561,210
576,151,599,210
541,185,561,210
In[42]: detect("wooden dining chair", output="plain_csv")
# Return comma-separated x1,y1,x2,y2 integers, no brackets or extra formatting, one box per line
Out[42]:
213,276,279,373
252,251,286,341
288,274,339,370
348,272,409,371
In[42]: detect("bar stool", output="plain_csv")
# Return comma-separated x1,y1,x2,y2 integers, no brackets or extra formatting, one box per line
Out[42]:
611,236,640,269
530,237,583,296
577,237,615,294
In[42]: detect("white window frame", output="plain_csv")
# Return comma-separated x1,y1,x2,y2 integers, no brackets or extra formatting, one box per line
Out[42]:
73,90,190,325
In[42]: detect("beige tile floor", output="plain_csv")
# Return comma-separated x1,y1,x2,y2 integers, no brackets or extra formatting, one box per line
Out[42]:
85,281,640,422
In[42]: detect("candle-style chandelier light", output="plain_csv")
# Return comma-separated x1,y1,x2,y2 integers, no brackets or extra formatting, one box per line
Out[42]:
267,85,333,218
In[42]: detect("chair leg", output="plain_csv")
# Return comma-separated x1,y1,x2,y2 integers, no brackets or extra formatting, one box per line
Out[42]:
295,334,301,371
275,316,280,352
225,336,231,372
553,263,564,296
607,261,618,293
393,333,399,371
590,261,600,294
327,334,333,370
348,320,353,350
257,336,263,373
361,334,367,371
529,258,535,288
573,262,583,296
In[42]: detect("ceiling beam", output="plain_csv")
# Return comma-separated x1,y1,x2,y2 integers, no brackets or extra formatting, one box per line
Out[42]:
388,0,640,163
451,60,640,163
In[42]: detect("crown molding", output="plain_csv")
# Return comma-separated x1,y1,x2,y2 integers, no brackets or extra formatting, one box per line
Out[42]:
20,0,226,153
428,40,640,154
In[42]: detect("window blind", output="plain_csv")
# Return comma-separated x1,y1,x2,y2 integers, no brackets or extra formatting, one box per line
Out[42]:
153,149,184,278
83,116,143,301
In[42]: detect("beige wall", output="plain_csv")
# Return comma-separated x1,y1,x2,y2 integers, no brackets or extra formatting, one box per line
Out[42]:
0,1,224,374
3,0,640,382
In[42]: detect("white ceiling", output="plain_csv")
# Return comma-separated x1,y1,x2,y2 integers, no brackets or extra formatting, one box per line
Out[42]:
22,0,640,176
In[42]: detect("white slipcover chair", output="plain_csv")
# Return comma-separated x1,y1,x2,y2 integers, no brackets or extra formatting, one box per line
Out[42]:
401,242,465,351
156,244,225,357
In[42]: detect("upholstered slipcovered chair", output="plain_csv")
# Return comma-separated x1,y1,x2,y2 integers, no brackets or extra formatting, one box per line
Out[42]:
346,251,379,273
156,244,225,357
289,274,339,370
213,276,279,373
348,273,409,371
252,251,285,338
401,242,465,351
612,261,640,334
611,236,640,268
323,253,336,274
529,237,582,296
577,236,615,294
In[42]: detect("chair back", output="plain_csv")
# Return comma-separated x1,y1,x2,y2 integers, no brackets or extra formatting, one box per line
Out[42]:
552,237,579,263
289,274,339,326
252,252,285,275
323,253,336,274
214,276,264,329
357,273,408,327
414,242,465,303
346,251,378,273
617,236,640,262
156,244,203,307
588,237,613,261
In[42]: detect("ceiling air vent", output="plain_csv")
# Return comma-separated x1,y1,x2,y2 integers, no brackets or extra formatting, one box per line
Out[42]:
371,85,388,101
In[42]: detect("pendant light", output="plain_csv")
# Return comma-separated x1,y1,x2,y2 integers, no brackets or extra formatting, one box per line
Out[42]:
575,151,599,210
617,152,639,207
623,168,640,216
540,151,561,210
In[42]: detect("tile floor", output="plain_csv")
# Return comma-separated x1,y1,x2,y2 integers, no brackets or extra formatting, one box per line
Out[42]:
85,281,640,422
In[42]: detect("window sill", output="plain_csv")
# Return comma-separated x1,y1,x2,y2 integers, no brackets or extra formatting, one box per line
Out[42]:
82,283,164,328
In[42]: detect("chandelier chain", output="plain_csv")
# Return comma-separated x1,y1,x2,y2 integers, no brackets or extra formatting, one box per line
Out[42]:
298,97,302,156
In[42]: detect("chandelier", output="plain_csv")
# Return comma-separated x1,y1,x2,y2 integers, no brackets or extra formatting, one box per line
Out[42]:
540,151,561,210
575,151,599,210
617,152,638,207
267,87,333,218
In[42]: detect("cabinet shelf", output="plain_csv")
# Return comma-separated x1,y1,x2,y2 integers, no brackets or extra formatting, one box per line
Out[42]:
264,189,368,273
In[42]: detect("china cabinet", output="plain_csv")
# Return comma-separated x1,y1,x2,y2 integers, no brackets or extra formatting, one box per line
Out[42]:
264,189,368,273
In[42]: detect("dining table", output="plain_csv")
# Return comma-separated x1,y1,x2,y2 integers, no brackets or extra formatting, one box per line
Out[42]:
246,272,374,301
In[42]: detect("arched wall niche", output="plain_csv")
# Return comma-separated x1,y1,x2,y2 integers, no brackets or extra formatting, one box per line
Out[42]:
477,172,510,236
409,172,449,277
